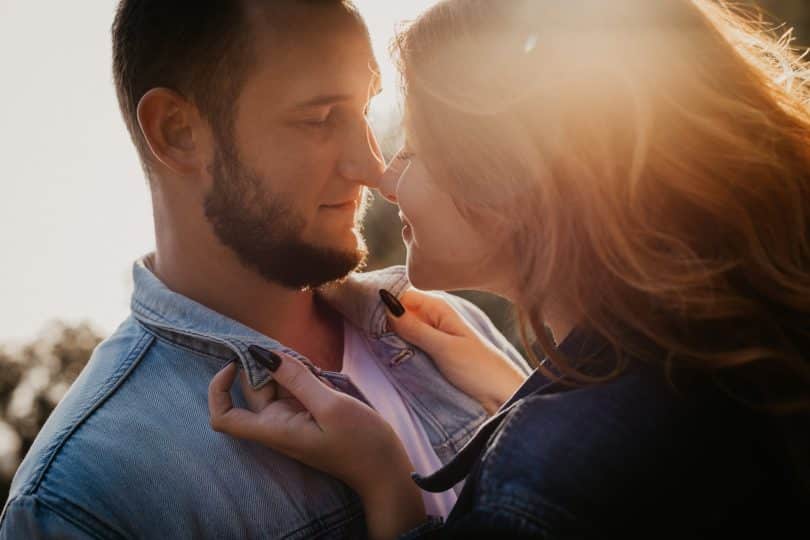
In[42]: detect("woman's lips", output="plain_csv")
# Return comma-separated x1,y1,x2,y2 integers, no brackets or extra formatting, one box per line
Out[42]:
402,222,413,242
399,211,413,242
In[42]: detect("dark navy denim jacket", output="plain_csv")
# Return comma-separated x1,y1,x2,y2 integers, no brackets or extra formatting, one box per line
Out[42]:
0,259,529,539
404,327,809,539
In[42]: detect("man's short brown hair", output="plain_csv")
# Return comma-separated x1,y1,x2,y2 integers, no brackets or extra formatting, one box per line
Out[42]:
111,0,361,164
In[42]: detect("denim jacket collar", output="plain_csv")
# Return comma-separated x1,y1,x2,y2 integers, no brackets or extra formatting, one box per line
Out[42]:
130,255,411,390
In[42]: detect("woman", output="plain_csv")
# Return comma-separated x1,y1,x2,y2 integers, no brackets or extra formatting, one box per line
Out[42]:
209,0,810,537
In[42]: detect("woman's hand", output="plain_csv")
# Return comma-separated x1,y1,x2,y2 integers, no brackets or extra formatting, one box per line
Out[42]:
384,289,526,414
207,357,426,540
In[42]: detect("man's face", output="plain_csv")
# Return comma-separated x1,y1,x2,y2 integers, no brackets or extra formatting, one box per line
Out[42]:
204,10,385,289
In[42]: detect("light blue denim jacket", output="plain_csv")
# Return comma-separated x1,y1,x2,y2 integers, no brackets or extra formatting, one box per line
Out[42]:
1,259,529,539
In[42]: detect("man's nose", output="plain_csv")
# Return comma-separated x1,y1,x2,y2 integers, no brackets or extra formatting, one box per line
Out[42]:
337,121,386,188
377,158,405,203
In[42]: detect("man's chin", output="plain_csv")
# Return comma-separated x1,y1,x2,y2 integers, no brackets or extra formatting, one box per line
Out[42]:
250,239,367,290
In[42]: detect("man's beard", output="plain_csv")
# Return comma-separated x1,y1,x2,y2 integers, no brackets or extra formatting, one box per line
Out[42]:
203,141,368,290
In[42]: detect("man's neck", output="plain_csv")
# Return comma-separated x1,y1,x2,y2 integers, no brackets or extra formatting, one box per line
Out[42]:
150,240,344,372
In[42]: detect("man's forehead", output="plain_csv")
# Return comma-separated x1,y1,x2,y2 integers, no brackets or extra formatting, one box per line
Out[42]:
248,22,379,105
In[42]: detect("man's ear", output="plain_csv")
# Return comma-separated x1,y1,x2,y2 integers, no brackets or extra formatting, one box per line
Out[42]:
136,88,209,176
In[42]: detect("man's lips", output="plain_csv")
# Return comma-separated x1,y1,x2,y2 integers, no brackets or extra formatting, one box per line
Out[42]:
321,199,358,210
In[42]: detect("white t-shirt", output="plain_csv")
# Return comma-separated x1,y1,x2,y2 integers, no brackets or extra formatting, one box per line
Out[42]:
341,321,458,519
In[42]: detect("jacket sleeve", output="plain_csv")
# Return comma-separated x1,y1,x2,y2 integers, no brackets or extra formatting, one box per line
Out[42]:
1,495,122,540
440,293,533,376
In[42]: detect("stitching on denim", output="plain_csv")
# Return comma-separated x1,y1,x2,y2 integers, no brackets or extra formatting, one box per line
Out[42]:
133,298,273,342
0,495,21,530
131,298,174,325
132,305,259,382
37,489,128,540
144,327,234,363
1,495,113,540
27,330,155,495
281,499,364,539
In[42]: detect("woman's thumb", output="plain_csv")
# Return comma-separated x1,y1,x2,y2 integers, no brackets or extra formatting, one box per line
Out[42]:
251,348,336,418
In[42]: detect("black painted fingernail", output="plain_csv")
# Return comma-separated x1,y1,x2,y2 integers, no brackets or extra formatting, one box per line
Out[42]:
379,289,405,317
248,345,281,372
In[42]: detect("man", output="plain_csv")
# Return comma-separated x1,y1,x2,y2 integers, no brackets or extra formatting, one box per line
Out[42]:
0,1,528,538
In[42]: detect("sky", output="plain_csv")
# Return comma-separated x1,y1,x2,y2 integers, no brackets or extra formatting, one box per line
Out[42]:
0,1,437,344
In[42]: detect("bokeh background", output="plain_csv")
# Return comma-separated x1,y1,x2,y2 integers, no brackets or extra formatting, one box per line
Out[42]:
1,0,808,506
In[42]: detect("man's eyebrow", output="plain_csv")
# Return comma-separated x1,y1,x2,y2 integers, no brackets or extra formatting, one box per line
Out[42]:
293,94,354,108
293,86,383,109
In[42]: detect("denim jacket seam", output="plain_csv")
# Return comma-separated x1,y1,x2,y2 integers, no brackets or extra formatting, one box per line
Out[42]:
35,489,128,540
25,330,155,496
134,298,257,343
139,324,235,363
34,498,108,540
281,499,364,540
131,297,175,326
0,495,110,540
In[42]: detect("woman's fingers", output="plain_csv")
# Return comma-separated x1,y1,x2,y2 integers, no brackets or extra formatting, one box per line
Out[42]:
208,361,321,448
208,362,239,420
239,369,277,412
386,304,455,355
398,289,470,336
266,353,337,419
386,289,475,359
208,362,265,440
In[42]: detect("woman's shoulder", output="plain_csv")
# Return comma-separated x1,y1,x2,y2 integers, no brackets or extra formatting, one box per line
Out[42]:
468,364,800,534
479,365,687,485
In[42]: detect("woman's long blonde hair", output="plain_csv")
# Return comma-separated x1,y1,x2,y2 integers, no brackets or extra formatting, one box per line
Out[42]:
394,0,810,412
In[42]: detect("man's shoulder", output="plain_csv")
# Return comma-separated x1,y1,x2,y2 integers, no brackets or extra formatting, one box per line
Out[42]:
1,318,162,536
2,316,371,539
7,318,156,496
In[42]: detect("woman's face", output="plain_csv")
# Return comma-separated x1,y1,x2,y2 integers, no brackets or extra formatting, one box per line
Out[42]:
379,146,513,295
